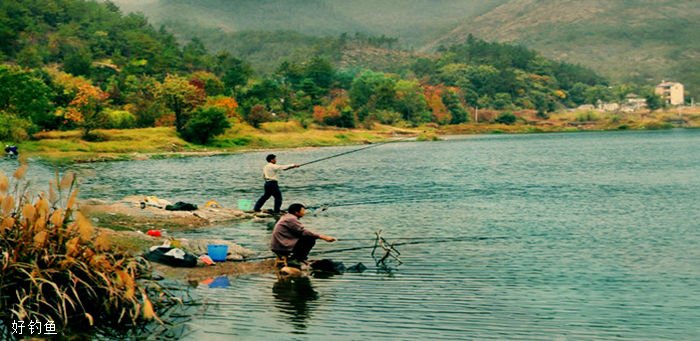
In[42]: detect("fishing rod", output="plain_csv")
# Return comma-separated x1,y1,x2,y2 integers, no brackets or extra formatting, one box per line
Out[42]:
237,235,507,262
314,235,508,255
296,135,414,168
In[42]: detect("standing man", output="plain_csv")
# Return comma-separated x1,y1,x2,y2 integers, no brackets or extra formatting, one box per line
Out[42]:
253,154,299,213
271,203,336,266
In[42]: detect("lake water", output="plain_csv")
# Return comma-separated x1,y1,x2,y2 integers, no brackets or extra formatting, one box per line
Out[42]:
3,129,699,340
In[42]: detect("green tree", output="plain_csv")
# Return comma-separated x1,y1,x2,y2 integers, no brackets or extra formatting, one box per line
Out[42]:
276,61,305,89
585,85,614,105
180,106,230,144
0,112,33,141
221,55,253,91
64,48,93,77
182,37,210,71
350,70,396,121
299,78,322,105
495,111,517,125
304,56,334,94
0,65,55,128
122,75,163,127
156,74,205,131
568,82,590,106
394,80,429,124
442,89,469,124
645,92,664,112
492,93,512,110
323,107,356,128
530,90,556,115
412,58,437,78
191,71,225,96
476,95,491,110
244,79,282,109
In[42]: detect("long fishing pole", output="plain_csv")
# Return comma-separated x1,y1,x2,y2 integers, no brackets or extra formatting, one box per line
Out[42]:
237,235,507,261
296,136,413,168
315,235,509,254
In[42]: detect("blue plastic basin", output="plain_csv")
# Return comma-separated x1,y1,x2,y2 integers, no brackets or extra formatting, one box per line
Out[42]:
207,244,228,262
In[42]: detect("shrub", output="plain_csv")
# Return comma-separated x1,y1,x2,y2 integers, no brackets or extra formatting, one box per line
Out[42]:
576,111,599,122
643,122,673,130
369,110,403,125
260,121,304,133
180,106,231,144
536,110,549,119
323,108,356,128
0,169,178,336
0,112,34,141
205,96,240,120
494,111,517,125
245,104,274,128
416,131,441,141
105,109,137,129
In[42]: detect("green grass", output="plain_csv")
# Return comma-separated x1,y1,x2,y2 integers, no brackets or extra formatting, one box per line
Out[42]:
21,123,402,163
20,108,700,163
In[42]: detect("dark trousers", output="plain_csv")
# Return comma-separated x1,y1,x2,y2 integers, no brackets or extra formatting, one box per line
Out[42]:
253,180,282,212
274,235,316,262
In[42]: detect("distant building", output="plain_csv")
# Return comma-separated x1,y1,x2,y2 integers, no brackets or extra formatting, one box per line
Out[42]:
655,81,684,105
623,93,647,112
598,102,619,112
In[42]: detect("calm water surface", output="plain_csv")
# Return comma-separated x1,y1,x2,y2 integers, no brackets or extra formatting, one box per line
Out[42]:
4,129,699,340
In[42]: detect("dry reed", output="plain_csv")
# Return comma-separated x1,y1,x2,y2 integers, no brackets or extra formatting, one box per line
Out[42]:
0,167,180,337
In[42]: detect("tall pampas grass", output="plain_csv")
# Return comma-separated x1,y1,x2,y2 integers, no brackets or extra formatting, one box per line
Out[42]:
0,166,180,337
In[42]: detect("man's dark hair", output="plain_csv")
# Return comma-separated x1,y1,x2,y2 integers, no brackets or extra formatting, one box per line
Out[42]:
266,154,276,162
287,203,305,214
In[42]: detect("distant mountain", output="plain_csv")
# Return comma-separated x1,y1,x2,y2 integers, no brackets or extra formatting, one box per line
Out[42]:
110,0,505,48
425,0,700,99
111,0,700,99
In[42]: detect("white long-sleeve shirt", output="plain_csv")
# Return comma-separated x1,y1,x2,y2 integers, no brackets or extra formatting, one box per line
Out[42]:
263,163,293,181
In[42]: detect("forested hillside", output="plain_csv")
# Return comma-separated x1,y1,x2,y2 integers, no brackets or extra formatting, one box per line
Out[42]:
112,0,505,48
0,0,660,146
425,0,700,99
112,0,699,99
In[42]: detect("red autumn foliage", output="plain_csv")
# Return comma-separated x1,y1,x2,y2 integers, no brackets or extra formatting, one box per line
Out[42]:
423,85,451,124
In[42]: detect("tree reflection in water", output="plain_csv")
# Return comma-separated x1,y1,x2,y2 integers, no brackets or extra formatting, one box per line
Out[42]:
272,276,319,330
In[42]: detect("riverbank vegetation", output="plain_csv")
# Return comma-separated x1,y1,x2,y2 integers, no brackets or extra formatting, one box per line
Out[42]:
19,122,398,162
0,169,178,337
2,0,688,161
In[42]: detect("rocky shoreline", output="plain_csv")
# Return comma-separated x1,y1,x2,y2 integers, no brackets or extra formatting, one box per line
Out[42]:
81,196,280,280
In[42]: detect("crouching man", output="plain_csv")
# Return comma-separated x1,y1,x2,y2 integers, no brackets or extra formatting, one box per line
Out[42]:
271,203,336,267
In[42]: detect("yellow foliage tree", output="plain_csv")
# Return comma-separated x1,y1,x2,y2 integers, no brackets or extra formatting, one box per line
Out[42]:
206,96,240,120
65,83,109,138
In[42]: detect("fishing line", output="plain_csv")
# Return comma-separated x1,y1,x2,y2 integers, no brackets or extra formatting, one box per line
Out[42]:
306,192,465,211
296,136,414,168
236,235,508,262
317,235,508,254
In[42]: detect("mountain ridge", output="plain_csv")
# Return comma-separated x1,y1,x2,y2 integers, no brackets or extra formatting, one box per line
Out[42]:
110,0,699,99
